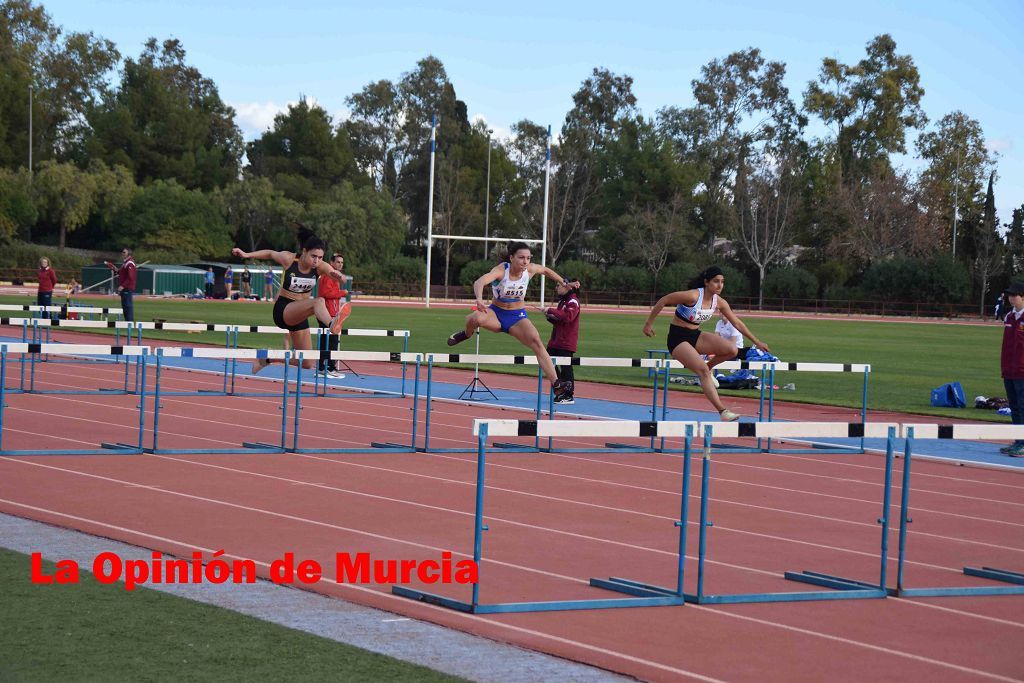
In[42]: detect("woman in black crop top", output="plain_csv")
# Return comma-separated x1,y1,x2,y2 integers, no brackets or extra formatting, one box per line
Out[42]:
232,227,348,373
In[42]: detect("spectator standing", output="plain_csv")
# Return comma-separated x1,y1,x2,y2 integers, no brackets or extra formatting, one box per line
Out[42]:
539,278,581,404
224,266,234,300
263,269,277,300
204,267,215,298
316,253,352,378
240,266,252,298
995,293,1007,320
103,248,136,321
36,257,57,314
1000,282,1024,457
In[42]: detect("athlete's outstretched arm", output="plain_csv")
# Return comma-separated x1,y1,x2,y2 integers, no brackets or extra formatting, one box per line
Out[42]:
232,248,294,269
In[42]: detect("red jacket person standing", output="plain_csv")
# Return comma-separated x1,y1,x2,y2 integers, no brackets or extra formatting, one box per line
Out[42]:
1001,282,1024,456
542,279,581,404
104,248,136,321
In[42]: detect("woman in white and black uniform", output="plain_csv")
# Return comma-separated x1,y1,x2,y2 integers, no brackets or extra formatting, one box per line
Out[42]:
231,227,346,373
447,242,577,396
642,265,769,421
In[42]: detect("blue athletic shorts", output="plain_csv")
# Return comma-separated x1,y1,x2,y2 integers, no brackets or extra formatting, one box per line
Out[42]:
490,304,529,333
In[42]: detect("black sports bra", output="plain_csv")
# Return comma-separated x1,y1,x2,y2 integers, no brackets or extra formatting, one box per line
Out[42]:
281,258,317,296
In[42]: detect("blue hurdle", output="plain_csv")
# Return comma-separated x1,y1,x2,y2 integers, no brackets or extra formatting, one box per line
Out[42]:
0,343,149,456
392,418,693,613
889,424,1024,597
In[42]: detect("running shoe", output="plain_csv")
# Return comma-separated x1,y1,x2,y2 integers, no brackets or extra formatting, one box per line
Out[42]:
1009,444,1024,457
554,393,575,405
327,370,346,379
719,408,740,422
447,330,469,346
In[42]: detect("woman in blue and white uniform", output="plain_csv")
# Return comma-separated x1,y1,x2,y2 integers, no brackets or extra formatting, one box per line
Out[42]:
642,265,769,421
231,226,346,373
448,242,577,398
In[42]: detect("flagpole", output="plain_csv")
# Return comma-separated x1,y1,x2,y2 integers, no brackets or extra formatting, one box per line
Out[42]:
540,124,551,306
425,115,437,308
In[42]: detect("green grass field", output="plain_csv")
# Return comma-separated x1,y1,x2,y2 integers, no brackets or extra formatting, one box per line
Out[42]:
0,548,463,681
2,294,1007,420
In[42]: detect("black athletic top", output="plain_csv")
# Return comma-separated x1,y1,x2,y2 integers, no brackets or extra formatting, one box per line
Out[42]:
280,258,317,298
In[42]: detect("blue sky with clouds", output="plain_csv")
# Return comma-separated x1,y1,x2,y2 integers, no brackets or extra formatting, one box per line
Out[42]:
41,0,1024,222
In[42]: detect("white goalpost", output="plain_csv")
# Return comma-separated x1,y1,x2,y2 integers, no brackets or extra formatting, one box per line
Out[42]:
424,119,553,308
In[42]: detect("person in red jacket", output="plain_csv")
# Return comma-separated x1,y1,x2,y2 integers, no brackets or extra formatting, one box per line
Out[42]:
1000,282,1024,456
541,278,581,404
104,248,136,321
316,253,351,378
36,257,58,315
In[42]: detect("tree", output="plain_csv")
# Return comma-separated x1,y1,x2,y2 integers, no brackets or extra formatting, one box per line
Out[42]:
217,174,301,253
113,179,230,257
624,192,692,293
433,139,481,296
344,79,403,196
507,119,550,233
88,160,136,225
659,47,802,252
828,168,936,262
32,160,95,248
0,0,119,164
916,111,996,259
302,181,407,270
804,34,926,184
549,67,638,264
733,150,802,308
1006,205,1024,276
84,38,242,191
973,173,1004,315
0,166,36,242
246,97,360,204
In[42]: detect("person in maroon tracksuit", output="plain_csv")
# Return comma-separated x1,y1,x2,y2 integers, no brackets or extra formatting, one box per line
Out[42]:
104,248,136,321
541,278,581,405
37,257,58,314
1000,282,1024,457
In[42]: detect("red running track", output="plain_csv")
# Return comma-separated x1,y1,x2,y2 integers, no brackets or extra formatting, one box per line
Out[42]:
0,352,1022,682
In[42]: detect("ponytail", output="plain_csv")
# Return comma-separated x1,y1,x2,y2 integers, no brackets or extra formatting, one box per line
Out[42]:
294,222,325,253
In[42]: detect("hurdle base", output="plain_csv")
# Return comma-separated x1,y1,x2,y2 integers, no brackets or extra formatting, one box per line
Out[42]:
143,442,285,455
0,448,140,456
893,566,1024,597
101,442,143,452
290,445,413,454
589,576,683,598
370,441,413,450
392,586,685,613
604,442,652,451
493,441,540,452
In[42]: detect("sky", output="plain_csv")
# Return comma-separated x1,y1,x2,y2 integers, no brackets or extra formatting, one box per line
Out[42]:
40,0,1024,223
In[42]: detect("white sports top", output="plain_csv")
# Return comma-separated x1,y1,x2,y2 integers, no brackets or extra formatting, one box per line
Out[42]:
675,287,718,324
491,263,531,303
